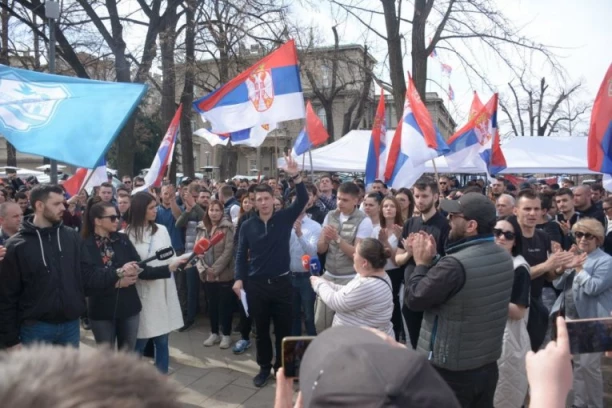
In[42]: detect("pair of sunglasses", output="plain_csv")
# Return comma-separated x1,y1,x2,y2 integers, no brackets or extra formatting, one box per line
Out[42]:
493,228,515,240
574,231,595,240
99,215,120,222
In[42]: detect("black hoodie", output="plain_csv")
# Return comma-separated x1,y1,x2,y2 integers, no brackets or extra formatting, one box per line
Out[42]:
0,220,119,348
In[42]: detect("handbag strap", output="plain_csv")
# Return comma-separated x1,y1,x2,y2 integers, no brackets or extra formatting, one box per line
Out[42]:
369,275,392,291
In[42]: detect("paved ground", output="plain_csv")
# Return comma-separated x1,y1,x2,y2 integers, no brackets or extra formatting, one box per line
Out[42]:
81,318,612,408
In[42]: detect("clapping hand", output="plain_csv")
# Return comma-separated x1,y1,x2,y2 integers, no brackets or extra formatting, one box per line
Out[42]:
0,245,5,262
411,232,436,266
378,228,389,243
294,220,302,237
323,225,339,243
391,224,403,239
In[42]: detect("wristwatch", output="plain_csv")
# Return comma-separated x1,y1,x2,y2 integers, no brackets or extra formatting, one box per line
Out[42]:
116,268,124,279
290,173,301,180
335,237,342,245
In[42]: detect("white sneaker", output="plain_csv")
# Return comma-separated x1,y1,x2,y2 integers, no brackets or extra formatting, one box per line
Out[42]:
203,333,220,347
219,335,232,349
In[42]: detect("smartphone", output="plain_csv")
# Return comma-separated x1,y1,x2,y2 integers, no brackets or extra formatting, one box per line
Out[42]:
566,317,612,354
282,336,315,378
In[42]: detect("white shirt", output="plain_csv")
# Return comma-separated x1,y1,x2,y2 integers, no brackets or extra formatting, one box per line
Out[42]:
371,225,399,271
322,211,373,240
230,204,240,225
289,216,322,272
313,274,394,337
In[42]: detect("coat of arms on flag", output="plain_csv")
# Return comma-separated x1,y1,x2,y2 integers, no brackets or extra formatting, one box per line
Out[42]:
246,65,275,112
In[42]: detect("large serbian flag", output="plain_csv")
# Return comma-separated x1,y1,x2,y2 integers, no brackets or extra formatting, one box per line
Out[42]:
193,40,305,134
587,63,612,174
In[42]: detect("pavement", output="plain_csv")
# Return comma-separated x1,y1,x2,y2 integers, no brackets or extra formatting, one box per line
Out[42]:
80,317,612,408
81,319,282,408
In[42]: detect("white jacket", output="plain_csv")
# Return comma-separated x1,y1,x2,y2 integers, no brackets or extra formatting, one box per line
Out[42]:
125,224,183,339
494,255,531,408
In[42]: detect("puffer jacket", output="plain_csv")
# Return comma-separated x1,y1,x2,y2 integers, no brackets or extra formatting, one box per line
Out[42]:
195,218,235,282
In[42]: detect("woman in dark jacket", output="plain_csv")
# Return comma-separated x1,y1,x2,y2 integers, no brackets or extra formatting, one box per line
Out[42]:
82,197,183,350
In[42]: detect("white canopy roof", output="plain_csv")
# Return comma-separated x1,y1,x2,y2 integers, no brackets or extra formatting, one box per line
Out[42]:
280,130,596,175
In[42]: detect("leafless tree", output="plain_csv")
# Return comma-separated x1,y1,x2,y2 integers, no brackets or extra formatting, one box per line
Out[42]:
499,75,589,137
178,0,197,178
0,0,17,166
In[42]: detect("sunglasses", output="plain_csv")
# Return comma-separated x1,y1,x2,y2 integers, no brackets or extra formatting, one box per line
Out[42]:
100,215,120,222
448,213,466,220
574,231,596,240
493,228,515,240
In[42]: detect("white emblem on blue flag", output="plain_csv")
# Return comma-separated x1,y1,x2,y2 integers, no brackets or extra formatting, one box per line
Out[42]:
0,71,70,132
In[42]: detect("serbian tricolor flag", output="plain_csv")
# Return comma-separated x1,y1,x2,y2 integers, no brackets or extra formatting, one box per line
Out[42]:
365,90,388,187
384,74,449,188
63,158,107,196
445,93,507,176
194,123,276,148
587,63,612,174
193,40,305,134
292,101,329,155
133,105,181,194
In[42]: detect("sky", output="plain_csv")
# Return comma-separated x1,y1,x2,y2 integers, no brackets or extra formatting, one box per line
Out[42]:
114,0,611,136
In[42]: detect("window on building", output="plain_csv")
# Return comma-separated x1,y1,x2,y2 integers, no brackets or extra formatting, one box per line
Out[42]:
317,107,327,128
321,64,331,88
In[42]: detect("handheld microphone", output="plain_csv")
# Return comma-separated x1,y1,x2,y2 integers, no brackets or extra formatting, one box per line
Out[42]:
137,246,175,267
301,254,311,271
177,232,226,273
309,257,321,276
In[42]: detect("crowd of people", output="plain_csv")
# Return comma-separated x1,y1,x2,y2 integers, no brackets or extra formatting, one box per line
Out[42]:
1,163,611,407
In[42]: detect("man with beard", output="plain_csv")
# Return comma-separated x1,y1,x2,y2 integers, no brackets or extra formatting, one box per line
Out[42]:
396,177,450,349
573,185,606,227
514,189,573,351
0,185,139,348
554,188,579,250
491,176,506,200
406,193,514,406
438,175,451,198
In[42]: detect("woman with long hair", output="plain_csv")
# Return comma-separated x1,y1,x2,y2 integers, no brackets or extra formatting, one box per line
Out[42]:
363,192,383,228
124,192,184,374
273,195,285,212
238,195,253,221
197,200,236,349
493,216,531,408
394,188,414,222
376,196,405,341
82,197,183,351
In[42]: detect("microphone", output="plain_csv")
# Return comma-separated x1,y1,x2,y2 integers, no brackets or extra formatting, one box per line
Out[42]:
309,257,321,276
177,232,226,273
137,246,175,267
301,254,311,271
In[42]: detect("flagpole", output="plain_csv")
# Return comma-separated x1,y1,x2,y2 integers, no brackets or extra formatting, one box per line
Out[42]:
302,152,306,172
431,158,440,183
308,148,314,182
78,168,98,195
274,135,279,179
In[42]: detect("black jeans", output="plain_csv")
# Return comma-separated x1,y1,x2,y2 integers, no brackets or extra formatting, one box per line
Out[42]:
90,313,140,351
402,305,424,349
237,298,252,341
387,267,404,342
246,274,293,372
205,281,234,336
436,362,498,408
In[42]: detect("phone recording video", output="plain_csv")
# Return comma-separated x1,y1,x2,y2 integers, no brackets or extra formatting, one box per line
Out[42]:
565,317,612,354
282,336,315,378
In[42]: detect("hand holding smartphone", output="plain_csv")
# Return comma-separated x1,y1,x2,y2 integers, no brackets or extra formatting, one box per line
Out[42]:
564,317,612,354
282,336,315,378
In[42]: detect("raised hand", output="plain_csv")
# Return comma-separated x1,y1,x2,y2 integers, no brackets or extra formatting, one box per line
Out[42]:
282,153,299,177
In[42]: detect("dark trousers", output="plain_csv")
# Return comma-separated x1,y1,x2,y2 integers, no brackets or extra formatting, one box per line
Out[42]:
206,281,234,336
90,313,139,351
246,275,293,372
291,272,316,336
387,267,404,342
174,250,188,317
185,267,200,322
402,305,424,349
436,362,499,408
237,298,252,340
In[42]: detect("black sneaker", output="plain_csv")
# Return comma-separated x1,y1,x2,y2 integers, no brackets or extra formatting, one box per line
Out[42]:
253,369,271,388
81,317,91,331
178,320,194,332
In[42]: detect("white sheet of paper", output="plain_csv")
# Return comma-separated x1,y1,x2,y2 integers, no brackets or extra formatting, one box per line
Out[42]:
240,289,249,317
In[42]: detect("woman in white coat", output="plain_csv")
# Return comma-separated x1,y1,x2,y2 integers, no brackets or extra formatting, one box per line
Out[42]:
493,216,531,408
124,192,184,374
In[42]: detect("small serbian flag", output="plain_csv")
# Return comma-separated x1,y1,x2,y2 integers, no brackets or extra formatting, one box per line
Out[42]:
193,40,305,134
448,85,455,101
292,101,329,155
365,90,387,187
587,63,612,173
63,158,107,196
441,63,453,76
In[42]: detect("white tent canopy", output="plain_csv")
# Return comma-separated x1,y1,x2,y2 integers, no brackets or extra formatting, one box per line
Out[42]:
278,130,597,175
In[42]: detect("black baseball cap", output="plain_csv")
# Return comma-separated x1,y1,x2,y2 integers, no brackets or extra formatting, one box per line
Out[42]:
299,326,460,408
440,192,496,229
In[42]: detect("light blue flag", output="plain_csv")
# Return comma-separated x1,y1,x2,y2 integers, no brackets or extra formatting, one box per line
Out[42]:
0,65,148,168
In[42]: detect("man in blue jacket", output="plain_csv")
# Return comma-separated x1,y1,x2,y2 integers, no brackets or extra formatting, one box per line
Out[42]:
234,155,308,388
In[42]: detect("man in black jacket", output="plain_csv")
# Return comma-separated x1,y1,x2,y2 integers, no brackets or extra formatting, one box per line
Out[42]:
234,156,308,388
0,185,139,349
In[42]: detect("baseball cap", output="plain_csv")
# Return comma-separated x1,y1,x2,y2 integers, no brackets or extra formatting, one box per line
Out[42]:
299,326,460,408
439,192,496,229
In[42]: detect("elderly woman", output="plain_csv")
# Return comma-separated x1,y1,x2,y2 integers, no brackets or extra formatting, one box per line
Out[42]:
310,238,394,337
550,218,612,408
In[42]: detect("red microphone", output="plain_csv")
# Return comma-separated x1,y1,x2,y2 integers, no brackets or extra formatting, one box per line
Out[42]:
193,238,211,255
301,254,310,272
209,232,225,247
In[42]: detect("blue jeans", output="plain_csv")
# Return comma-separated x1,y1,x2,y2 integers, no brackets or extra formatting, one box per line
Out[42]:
291,273,316,336
20,319,80,347
135,333,170,374
186,267,200,322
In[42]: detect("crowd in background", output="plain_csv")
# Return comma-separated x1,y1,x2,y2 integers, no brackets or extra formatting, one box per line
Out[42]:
1,165,611,407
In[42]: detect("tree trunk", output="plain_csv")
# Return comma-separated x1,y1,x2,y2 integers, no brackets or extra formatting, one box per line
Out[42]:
179,0,196,179
382,0,405,121
411,0,429,100
324,103,334,141
159,9,178,182
1,0,16,166
216,44,240,179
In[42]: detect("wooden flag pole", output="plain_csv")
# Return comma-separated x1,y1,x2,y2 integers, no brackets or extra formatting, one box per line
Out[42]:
302,152,306,172
431,158,440,183
274,135,279,179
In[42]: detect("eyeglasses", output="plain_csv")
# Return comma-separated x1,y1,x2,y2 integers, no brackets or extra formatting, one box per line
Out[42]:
493,228,516,240
574,231,596,240
100,215,120,222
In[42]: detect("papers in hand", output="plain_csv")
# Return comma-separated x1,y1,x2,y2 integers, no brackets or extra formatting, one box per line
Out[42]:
240,289,249,317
